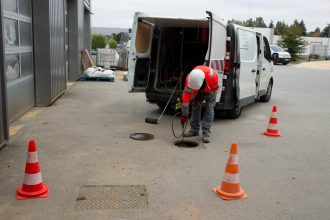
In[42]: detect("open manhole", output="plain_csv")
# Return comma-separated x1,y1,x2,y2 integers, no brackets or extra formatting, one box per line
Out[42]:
130,133,154,141
174,140,199,148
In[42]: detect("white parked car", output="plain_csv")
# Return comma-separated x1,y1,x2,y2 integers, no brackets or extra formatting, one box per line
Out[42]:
270,45,291,65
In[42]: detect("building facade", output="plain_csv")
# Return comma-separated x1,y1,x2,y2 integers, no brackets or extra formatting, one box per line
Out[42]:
0,0,91,148
274,35,330,58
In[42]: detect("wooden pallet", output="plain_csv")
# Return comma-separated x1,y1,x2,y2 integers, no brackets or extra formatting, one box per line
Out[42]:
80,76,115,82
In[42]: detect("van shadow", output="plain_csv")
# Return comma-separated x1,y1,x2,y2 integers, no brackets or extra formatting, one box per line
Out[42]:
148,101,267,122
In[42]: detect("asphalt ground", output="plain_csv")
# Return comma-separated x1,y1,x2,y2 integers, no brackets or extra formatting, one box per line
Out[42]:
0,63,329,219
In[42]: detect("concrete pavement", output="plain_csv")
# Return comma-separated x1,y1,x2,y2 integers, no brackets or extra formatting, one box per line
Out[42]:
0,64,329,219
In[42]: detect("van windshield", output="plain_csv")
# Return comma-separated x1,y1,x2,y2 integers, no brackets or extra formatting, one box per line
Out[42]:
271,45,285,52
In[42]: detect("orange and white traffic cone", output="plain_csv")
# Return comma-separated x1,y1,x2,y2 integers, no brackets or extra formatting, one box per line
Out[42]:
213,143,247,200
16,140,49,200
263,105,281,137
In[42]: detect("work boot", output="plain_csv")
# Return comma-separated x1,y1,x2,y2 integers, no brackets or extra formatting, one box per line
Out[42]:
183,130,199,137
202,135,210,143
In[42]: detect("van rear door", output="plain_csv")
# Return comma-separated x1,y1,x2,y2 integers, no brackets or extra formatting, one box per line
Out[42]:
128,12,154,92
237,27,258,100
205,11,226,102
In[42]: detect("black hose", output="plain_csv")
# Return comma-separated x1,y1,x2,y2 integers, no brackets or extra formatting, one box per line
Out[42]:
172,112,187,138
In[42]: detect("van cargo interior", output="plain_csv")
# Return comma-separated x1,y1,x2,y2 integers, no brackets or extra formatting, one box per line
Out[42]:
138,17,209,93
156,26,209,92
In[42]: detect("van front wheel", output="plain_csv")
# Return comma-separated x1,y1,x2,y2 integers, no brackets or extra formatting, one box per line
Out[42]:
227,105,242,119
260,80,273,102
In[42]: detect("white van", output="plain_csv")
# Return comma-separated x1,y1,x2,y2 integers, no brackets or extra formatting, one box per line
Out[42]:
128,11,273,118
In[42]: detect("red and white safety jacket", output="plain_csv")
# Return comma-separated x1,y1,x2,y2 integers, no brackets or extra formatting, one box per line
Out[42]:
182,65,219,116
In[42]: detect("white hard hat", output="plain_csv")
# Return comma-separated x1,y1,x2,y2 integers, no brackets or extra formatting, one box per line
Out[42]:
187,69,205,90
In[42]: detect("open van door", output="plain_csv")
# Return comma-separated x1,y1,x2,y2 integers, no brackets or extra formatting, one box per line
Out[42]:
205,11,226,102
128,12,154,92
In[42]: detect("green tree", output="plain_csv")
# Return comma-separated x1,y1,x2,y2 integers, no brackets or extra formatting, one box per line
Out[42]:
109,36,117,49
228,17,267,28
275,21,287,35
245,18,254,27
299,20,307,36
292,19,300,27
269,20,274,28
255,17,267,28
321,24,330,37
228,19,245,26
92,33,106,49
277,25,307,61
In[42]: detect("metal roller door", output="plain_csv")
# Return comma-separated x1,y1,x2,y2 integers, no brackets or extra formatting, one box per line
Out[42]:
0,2,8,147
3,0,34,122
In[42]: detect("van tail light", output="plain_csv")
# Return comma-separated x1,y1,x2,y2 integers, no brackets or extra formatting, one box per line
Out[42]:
224,60,231,71
225,36,232,72
224,52,231,71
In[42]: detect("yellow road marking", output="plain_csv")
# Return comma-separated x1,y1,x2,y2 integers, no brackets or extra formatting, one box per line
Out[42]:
21,109,42,119
9,125,24,136
67,82,75,89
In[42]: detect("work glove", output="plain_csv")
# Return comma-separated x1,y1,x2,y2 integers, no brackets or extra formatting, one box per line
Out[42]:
180,115,188,125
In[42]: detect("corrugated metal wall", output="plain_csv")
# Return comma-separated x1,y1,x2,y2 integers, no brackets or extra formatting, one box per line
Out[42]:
68,0,91,81
33,0,66,106
84,7,91,52
49,0,66,101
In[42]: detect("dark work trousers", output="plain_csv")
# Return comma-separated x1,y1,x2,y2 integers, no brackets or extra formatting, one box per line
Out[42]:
190,92,216,137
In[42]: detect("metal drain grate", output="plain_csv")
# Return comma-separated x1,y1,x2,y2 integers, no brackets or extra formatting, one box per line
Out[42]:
75,185,148,210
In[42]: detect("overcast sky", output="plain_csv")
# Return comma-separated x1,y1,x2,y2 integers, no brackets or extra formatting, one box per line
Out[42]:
91,0,330,32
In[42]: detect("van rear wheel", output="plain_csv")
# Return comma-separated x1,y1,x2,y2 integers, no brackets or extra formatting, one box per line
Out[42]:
227,105,242,119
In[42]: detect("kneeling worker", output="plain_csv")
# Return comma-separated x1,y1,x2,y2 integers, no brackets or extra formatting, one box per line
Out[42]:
180,65,219,143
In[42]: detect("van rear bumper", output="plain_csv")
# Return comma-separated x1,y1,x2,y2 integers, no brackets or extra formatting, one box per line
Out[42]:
146,92,180,105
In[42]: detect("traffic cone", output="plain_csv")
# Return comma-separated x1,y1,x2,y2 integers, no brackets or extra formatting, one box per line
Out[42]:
213,143,247,200
16,140,49,200
263,105,281,137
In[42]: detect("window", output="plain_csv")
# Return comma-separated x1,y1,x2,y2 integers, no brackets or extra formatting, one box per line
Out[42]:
5,54,20,82
21,53,33,77
270,45,285,52
3,0,17,13
3,0,33,81
263,37,271,62
18,0,32,17
19,21,32,46
4,18,18,48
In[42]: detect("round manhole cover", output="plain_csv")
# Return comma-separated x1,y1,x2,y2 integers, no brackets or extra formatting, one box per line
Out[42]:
174,140,199,148
130,133,154,141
